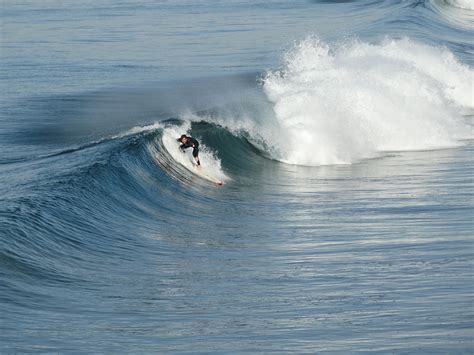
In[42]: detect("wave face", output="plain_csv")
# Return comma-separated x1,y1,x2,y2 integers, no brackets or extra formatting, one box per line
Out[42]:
1,0,474,353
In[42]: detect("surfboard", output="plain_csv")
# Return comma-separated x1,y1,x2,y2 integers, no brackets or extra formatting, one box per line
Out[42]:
179,144,224,186
192,164,224,185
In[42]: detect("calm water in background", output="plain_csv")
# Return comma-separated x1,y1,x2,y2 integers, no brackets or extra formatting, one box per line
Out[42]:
1,0,473,352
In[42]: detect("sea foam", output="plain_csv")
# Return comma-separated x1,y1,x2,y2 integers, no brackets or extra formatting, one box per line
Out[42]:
445,0,474,10
261,36,473,166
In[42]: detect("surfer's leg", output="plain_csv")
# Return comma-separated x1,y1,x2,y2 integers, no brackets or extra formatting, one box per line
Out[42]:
192,147,200,166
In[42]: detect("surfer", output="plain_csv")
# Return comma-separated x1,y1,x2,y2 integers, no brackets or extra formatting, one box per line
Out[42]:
177,134,200,166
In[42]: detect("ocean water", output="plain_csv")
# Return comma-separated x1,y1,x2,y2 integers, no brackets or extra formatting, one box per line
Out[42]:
1,0,473,352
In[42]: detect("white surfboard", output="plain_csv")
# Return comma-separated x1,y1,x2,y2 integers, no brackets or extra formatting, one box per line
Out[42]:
182,148,223,185
191,162,224,185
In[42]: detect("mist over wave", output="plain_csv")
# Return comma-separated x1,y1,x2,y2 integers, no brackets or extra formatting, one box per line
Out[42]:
257,36,473,166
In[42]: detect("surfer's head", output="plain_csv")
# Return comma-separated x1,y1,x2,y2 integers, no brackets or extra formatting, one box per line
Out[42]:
177,134,188,143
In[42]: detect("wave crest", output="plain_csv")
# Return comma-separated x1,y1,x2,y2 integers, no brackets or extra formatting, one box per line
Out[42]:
261,36,473,166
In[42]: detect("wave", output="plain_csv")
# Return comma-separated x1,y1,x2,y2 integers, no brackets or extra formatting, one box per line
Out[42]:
70,120,255,195
158,37,472,168
0,121,246,280
7,36,472,172
255,36,473,166
1,50,472,280
46,35,471,171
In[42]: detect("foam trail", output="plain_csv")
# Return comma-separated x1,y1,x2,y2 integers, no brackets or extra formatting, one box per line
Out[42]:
261,36,473,166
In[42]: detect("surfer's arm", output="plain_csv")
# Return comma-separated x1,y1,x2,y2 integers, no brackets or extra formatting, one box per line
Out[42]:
180,142,194,150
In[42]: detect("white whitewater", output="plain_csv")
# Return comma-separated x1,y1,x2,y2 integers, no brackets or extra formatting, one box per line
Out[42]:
260,37,473,166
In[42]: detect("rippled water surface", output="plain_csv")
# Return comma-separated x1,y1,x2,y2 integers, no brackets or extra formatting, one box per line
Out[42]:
1,0,473,352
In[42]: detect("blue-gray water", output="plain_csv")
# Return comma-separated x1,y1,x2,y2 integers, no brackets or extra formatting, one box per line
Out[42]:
1,0,473,353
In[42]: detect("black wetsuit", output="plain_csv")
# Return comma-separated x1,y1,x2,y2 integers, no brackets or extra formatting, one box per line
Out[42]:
180,137,199,157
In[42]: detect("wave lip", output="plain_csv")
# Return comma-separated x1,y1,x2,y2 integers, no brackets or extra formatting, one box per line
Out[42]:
261,36,473,166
